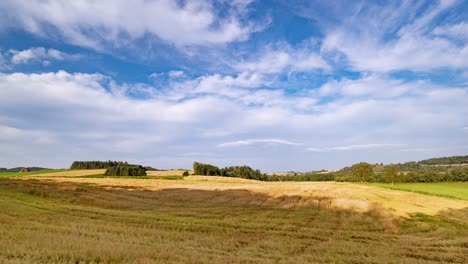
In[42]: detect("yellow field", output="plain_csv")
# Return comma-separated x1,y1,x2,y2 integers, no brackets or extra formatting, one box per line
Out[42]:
27,169,106,177
1,172,467,263
27,174,468,218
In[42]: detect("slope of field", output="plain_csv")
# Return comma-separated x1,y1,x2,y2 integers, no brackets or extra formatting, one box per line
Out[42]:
26,175,468,218
23,169,106,177
0,177,467,263
366,182,468,200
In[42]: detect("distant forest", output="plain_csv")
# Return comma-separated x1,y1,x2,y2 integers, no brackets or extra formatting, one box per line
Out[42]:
70,161,147,176
194,155,468,183
70,161,121,170
3,155,467,182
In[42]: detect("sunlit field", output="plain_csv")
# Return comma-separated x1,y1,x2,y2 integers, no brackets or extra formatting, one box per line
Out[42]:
365,182,468,200
0,170,467,263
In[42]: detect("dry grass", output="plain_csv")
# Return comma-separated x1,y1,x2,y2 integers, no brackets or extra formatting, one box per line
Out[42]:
28,169,106,177
28,175,468,218
0,178,467,263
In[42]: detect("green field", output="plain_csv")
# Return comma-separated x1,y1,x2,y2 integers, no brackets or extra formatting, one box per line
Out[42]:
367,182,468,200
0,178,467,263
0,169,69,177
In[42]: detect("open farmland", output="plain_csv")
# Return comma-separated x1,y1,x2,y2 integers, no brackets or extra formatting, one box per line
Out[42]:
0,170,467,263
366,182,468,200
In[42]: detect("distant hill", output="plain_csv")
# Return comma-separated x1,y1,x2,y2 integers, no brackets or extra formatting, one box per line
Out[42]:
418,155,468,165
337,155,468,173
0,167,51,172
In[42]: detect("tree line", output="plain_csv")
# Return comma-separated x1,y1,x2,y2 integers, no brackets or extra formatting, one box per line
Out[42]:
418,155,468,165
193,161,468,183
193,162,266,180
70,161,121,170
70,160,147,176
335,162,468,183
104,164,147,176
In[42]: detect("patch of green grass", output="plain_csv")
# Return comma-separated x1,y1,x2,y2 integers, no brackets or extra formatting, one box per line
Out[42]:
154,175,184,180
364,182,468,200
0,169,69,177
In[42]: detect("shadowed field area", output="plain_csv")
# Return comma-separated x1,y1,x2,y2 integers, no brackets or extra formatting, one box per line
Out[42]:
23,175,468,217
0,177,467,263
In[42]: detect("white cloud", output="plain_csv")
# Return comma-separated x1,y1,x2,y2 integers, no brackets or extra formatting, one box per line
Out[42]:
307,144,406,152
168,70,185,78
0,125,54,144
322,1,468,72
433,22,468,40
218,139,302,148
0,0,259,50
0,71,467,170
318,74,418,98
235,45,328,74
8,47,81,65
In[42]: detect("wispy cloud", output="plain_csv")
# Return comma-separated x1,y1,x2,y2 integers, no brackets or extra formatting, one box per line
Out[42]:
307,144,406,152
218,139,302,148
8,47,81,65
322,1,468,72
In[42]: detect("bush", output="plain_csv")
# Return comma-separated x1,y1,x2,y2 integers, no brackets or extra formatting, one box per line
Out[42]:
182,170,189,176
351,162,374,182
193,162,266,180
104,164,147,176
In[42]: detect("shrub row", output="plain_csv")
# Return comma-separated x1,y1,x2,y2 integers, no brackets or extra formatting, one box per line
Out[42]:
265,173,337,182
104,164,147,176
193,162,266,180
70,161,121,170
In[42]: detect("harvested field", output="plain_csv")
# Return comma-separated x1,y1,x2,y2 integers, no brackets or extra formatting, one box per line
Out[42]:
26,175,468,217
0,176,467,263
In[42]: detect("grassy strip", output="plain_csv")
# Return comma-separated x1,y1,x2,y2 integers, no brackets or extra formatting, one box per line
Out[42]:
362,182,468,200
79,174,184,180
0,169,69,177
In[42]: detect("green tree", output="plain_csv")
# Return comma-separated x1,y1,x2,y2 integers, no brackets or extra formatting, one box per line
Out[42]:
182,170,189,176
384,164,399,185
351,162,374,182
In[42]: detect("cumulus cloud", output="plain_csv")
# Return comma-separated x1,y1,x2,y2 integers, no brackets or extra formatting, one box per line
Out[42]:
0,0,260,50
8,47,81,65
0,70,467,169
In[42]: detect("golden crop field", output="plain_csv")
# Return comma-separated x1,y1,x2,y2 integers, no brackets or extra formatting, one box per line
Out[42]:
0,171,467,263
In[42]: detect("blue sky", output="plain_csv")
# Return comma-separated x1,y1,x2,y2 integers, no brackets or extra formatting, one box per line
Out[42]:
0,0,467,171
